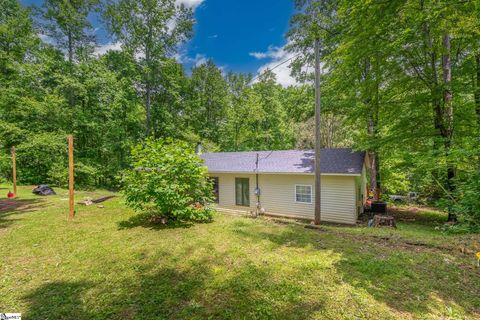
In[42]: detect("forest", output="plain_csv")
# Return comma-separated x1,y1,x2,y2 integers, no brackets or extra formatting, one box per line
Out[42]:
1,0,479,227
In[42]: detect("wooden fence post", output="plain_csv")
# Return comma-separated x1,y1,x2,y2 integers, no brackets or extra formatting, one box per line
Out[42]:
11,146,17,197
68,135,75,219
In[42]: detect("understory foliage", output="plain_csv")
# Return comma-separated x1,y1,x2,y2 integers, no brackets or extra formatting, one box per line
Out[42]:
453,172,480,232
122,139,214,222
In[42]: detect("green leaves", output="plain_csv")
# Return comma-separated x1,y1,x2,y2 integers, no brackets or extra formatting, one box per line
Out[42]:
122,138,214,222
286,0,480,225
186,60,229,145
103,0,194,134
15,132,67,185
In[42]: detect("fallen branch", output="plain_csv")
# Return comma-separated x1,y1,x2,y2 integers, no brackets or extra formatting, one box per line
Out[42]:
79,195,116,206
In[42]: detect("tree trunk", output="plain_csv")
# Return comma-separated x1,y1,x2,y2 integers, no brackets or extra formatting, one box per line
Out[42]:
475,54,480,121
442,33,456,222
363,57,380,201
146,81,152,136
367,117,380,201
423,19,444,200
68,29,73,65
475,53,480,169
67,29,74,108
144,38,152,136
144,21,153,136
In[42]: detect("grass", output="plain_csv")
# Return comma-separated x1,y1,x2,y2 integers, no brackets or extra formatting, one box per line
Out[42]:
0,184,479,319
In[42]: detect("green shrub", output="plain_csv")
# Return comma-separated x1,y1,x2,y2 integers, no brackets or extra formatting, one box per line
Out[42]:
453,172,480,232
122,138,215,222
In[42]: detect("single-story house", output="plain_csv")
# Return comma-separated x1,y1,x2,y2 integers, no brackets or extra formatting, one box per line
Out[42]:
201,148,368,224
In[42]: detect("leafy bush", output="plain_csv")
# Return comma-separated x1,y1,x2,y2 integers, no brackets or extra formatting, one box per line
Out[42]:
452,172,480,232
122,138,215,222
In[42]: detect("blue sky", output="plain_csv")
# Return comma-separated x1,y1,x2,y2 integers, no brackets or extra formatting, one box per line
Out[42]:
21,0,297,85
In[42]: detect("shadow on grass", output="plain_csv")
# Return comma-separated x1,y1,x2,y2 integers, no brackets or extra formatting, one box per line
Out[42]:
231,219,480,317
17,215,479,319
0,198,47,228
22,281,93,320
117,212,196,230
22,255,324,319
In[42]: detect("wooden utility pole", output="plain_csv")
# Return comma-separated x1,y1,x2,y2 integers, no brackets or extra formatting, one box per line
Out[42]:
68,135,75,219
11,146,17,197
314,38,322,225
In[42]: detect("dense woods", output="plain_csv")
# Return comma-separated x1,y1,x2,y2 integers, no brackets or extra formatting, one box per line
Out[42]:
286,0,480,227
1,0,479,227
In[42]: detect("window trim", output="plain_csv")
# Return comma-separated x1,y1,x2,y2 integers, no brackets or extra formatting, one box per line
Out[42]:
211,176,219,204
235,177,250,207
294,184,313,204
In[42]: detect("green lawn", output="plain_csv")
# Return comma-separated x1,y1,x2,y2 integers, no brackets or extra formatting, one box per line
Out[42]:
0,184,479,319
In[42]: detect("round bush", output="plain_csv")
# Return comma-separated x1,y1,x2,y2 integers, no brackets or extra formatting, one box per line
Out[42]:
122,138,215,222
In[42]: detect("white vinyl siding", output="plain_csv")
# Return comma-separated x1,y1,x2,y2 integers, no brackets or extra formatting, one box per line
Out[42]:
317,176,357,224
211,173,358,224
214,173,256,212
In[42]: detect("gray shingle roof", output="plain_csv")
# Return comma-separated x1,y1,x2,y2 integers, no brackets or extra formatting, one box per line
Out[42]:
200,148,365,175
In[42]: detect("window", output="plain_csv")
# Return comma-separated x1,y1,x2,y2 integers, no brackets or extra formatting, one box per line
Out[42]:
211,177,219,203
235,178,250,206
295,185,312,204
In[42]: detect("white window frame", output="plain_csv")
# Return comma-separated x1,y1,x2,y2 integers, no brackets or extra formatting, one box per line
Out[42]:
294,184,313,204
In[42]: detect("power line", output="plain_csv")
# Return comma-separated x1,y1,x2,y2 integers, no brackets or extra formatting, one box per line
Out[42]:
249,52,303,85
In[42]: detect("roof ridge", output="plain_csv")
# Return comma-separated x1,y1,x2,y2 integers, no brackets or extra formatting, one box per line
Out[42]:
202,148,358,154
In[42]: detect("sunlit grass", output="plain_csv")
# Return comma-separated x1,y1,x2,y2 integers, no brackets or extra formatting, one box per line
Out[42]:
0,184,479,319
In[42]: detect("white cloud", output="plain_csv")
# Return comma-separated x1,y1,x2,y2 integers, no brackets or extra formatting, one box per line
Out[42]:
249,45,286,60
94,42,122,56
251,45,300,87
192,53,207,66
167,1,204,32
249,52,269,59
172,52,184,62
176,0,204,9
38,33,55,45
173,51,208,67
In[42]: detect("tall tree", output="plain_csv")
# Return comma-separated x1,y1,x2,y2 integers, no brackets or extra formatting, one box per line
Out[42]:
41,0,99,64
104,0,194,135
250,70,294,150
0,0,38,75
187,60,229,144
222,72,252,151
0,0,40,152
151,58,189,139
288,0,387,198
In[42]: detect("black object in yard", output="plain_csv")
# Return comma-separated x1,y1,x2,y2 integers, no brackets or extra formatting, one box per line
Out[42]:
32,184,56,196
371,201,387,214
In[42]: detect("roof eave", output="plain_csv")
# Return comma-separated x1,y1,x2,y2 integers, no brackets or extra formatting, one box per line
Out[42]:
206,170,361,176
